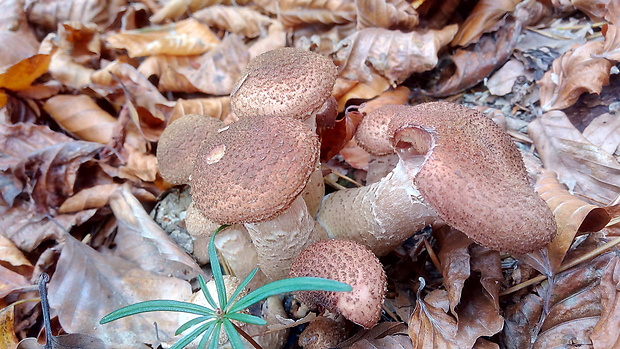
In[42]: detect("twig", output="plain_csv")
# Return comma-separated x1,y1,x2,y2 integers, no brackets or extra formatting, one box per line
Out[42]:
232,322,263,349
500,235,620,296
39,273,53,349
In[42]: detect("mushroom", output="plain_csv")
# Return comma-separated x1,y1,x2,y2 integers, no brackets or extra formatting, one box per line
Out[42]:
229,47,339,216
156,114,226,185
316,102,557,254
289,239,387,329
298,315,347,349
191,115,327,281
230,47,338,131
355,105,400,184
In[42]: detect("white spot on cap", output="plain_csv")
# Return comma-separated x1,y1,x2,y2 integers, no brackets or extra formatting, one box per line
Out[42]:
206,144,226,164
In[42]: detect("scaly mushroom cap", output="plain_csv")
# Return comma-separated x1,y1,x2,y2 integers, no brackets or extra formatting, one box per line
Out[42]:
387,102,556,253
355,106,400,156
191,115,319,224
290,239,386,329
230,47,338,120
156,114,226,185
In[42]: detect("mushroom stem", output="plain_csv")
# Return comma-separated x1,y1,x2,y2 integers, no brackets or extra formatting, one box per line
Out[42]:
317,161,439,256
245,196,327,280
302,166,325,218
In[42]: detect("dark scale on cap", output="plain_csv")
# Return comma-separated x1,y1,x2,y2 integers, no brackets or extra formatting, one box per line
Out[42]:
191,115,319,224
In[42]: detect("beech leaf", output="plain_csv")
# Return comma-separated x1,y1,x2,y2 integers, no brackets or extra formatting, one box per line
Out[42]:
44,95,116,144
590,257,620,348
334,25,457,87
192,5,273,38
528,110,620,205
355,0,419,30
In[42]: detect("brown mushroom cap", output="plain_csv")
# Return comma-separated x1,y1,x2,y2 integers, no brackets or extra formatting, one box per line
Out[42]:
355,106,402,156
387,102,557,253
289,239,387,329
230,48,338,120
156,114,226,185
191,115,320,224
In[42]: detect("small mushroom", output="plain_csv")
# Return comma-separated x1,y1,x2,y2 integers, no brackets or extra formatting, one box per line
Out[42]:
298,315,347,349
289,239,387,329
156,114,226,185
317,102,557,254
191,115,327,280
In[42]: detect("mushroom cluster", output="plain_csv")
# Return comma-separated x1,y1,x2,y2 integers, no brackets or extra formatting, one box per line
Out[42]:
317,102,557,254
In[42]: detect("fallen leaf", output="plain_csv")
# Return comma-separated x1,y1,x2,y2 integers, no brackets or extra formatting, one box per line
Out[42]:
486,59,526,96
0,265,30,299
43,95,116,144
108,185,202,280
334,25,457,87
334,74,392,111
320,109,364,161
278,0,356,28
0,200,96,252
192,5,273,38
408,287,459,349
106,18,220,57
535,169,612,273
0,55,50,92
430,0,547,96
339,138,372,170
0,303,20,349
582,112,620,155
248,22,286,59
47,232,192,347
528,110,620,205
167,96,232,124
174,34,250,95
436,227,472,317
503,249,612,348
590,256,620,348
451,0,520,47
358,86,410,114
538,41,613,112
149,0,249,23
26,0,125,31
355,0,419,30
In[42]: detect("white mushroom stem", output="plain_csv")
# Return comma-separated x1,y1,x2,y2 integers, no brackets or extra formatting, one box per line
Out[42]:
317,161,439,256
302,166,326,218
245,196,327,280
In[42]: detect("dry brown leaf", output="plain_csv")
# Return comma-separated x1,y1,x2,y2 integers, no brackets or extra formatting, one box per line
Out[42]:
0,304,20,349
334,74,392,111
590,256,620,348
279,0,356,28
431,0,547,97
0,55,50,92
92,60,170,122
355,0,418,30
106,18,220,57
334,25,457,87
451,0,520,47
192,5,273,38
528,110,620,205
116,144,159,182
44,95,116,144
0,200,96,252
0,266,30,299
249,22,286,59
582,112,620,155
503,248,612,348
167,96,231,124
47,232,192,347
58,183,120,213
320,109,364,161
108,185,202,279
436,227,472,317
0,0,39,67
47,49,96,90
538,41,613,112
174,34,249,95
26,0,125,31
408,287,459,349
358,86,410,114
535,169,612,273
149,0,249,23
0,123,104,214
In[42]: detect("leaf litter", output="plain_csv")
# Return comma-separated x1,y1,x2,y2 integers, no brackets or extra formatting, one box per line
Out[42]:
0,0,620,348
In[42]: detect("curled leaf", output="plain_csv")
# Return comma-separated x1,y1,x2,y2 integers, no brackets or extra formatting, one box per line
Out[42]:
334,25,457,87
538,41,613,112
535,169,612,273
355,0,419,30
279,0,356,28
44,95,116,144
192,5,273,38
451,0,520,47
106,18,220,57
